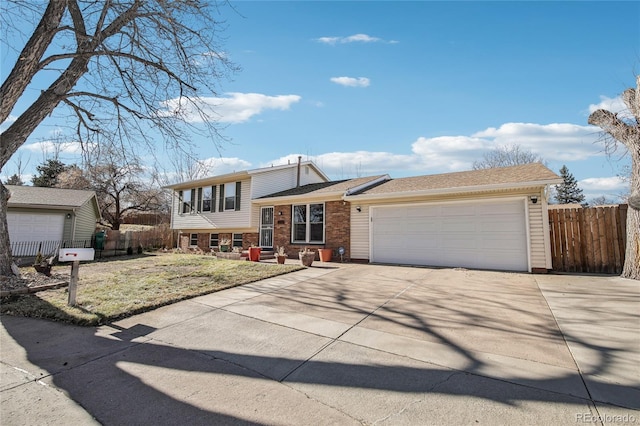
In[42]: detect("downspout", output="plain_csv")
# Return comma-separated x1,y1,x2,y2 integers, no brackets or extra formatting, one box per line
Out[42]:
296,156,302,187
71,208,77,241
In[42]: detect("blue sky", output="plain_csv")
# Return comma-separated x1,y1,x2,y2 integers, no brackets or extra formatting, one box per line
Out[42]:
2,1,639,202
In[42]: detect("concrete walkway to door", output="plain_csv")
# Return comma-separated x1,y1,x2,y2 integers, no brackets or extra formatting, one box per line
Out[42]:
1,263,638,425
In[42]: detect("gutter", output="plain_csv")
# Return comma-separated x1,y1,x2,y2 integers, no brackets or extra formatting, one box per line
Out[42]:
344,175,391,196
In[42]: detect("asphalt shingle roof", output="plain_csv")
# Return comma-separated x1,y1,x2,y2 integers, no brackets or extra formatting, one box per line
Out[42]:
6,185,97,208
354,163,561,195
261,175,388,198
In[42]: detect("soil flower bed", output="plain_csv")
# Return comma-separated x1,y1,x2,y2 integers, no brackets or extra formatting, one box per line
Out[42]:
0,252,302,326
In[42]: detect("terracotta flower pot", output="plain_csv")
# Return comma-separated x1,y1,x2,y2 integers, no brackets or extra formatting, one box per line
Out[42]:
249,247,262,262
276,255,286,264
318,248,332,262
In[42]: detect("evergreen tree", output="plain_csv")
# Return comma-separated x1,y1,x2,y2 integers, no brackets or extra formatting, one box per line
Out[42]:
4,174,24,185
554,165,585,204
31,159,68,187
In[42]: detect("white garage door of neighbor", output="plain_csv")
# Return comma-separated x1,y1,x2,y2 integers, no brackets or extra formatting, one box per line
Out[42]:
7,212,65,243
371,199,529,272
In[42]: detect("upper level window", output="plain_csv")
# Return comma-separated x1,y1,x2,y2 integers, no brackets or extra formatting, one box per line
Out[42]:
219,182,241,211
225,183,235,210
202,186,213,212
180,189,195,214
292,203,324,243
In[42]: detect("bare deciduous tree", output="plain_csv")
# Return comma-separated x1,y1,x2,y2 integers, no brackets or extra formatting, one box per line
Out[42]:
0,1,235,275
588,76,640,280
473,144,545,170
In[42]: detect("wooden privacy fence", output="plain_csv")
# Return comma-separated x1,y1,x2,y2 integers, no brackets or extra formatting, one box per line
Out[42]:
548,204,628,274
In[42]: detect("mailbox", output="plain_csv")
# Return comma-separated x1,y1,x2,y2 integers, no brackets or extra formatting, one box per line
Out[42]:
59,248,95,262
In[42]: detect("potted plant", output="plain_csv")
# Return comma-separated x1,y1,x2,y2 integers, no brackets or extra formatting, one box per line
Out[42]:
33,244,54,276
248,244,262,262
318,248,332,262
219,238,231,253
298,247,315,267
275,246,287,264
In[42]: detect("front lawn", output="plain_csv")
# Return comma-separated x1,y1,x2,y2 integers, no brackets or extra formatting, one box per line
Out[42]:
0,253,302,326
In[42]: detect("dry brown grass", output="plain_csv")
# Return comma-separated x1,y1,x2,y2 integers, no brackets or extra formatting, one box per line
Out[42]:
0,253,302,326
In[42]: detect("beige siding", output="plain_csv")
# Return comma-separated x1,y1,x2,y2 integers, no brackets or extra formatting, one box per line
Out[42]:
299,164,326,186
251,165,326,199
171,179,255,232
350,204,370,260
349,188,552,271
528,188,549,270
251,168,298,198
74,200,99,241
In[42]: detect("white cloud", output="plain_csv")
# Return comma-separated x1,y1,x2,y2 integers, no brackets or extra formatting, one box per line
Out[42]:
266,152,415,178
579,176,628,192
160,93,301,124
21,140,85,155
578,176,629,203
264,121,613,179
198,156,252,176
588,95,627,115
473,122,602,161
330,77,370,88
315,33,387,45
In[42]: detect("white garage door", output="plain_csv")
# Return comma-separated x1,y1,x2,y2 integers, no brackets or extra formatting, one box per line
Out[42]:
7,212,65,243
371,199,528,271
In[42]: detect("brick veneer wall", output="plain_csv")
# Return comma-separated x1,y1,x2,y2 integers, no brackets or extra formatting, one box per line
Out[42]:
178,232,259,252
272,200,350,260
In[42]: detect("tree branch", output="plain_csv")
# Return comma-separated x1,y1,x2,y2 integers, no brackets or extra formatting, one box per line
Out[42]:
0,1,66,123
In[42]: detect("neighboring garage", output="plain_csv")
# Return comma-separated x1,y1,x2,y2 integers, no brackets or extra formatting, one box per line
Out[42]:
6,185,102,256
7,212,65,243
370,199,528,271
346,164,563,273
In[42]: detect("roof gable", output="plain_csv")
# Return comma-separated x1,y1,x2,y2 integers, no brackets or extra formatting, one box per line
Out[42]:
164,160,328,190
259,175,389,200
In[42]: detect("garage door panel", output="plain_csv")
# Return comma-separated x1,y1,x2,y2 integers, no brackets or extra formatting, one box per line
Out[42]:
371,200,528,271
7,212,65,243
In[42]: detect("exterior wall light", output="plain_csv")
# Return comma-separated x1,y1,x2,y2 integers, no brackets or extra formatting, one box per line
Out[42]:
356,206,362,212
530,196,538,204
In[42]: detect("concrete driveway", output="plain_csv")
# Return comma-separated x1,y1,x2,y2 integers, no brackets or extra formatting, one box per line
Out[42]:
1,263,638,425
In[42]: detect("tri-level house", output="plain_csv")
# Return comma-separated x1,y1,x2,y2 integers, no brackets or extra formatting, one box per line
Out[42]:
166,160,562,273
166,159,332,254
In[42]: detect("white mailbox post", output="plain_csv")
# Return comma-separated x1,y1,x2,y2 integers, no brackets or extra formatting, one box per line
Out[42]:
59,248,95,306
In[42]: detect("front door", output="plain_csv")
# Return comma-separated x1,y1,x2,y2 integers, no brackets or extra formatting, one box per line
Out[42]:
259,207,274,248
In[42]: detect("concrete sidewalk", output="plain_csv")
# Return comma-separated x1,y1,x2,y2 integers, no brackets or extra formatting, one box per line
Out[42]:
1,264,638,425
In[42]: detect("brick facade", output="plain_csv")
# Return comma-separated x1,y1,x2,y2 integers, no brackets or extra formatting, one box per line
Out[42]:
177,200,350,261
272,200,350,260
178,231,259,252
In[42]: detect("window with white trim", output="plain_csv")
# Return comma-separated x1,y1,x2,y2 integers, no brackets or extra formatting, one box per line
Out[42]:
292,203,324,243
209,233,219,247
232,233,243,248
189,233,198,246
180,189,195,214
202,186,213,212
225,183,236,210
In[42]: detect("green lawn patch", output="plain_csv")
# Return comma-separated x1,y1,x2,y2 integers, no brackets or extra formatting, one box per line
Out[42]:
1,253,302,326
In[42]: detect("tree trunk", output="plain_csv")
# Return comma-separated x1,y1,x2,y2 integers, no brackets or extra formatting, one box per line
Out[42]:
587,77,640,280
622,145,640,279
624,207,640,279
0,182,14,276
